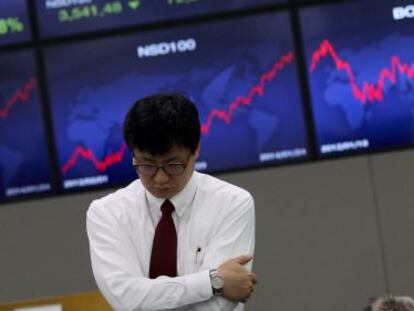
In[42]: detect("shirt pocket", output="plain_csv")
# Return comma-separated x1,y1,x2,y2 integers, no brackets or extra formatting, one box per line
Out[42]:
185,244,206,273
183,217,211,273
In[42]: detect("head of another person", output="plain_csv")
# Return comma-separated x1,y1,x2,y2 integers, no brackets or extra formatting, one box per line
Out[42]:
123,93,201,199
365,296,414,311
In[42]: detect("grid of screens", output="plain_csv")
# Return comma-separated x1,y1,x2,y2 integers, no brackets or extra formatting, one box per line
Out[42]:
1,0,414,201
46,13,307,189
45,12,309,191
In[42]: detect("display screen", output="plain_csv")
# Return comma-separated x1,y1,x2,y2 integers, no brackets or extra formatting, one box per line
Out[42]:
0,50,53,201
35,0,284,39
0,0,32,47
301,0,414,156
44,12,309,192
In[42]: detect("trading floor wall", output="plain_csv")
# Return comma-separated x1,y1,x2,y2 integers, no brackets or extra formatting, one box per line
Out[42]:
1,148,414,310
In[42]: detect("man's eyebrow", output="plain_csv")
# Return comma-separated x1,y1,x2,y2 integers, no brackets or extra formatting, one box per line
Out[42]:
136,156,156,163
164,156,183,162
138,155,183,162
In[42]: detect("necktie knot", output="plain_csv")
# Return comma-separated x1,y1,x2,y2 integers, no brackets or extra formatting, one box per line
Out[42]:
161,200,175,216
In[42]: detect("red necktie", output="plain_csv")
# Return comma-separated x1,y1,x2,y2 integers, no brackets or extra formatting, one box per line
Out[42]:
149,199,177,279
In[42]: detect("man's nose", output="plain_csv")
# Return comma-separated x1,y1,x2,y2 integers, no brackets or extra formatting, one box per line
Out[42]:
153,166,170,183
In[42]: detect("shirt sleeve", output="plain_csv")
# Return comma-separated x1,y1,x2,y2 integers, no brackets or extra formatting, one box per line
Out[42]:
86,202,212,311
189,193,256,311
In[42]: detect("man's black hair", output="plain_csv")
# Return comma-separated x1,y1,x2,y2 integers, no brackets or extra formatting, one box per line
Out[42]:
123,93,201,155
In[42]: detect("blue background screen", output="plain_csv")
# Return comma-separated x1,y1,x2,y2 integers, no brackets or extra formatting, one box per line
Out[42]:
301,0,414,156
0,50,53,201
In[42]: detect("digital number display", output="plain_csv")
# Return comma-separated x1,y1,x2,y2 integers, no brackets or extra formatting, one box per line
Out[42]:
36,0,284,39
0,0,32,46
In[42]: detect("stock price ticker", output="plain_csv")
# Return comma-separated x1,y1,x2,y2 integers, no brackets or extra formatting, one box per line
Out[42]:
37,0,141,38
56,1,130,23
301,0,414,157
0,51,53,201
0,0,31,46
43,12,308,191
37,0,284,39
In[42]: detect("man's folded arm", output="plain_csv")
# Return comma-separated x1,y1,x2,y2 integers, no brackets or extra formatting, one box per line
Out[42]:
187,194,256,310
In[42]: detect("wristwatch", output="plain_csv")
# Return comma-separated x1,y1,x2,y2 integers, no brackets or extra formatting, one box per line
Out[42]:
209,269,224,295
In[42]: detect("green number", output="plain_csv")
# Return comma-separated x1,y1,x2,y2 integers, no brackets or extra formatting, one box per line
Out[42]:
101,1,123,16
102,2,111,15
7,17,24,32
71,7,82,20
112,1,123,13
0,19,7,35
103,2,112,14
81,6,91,18
74,6,94,20
59,3,123,21
90,5,98,16
58,9,71,22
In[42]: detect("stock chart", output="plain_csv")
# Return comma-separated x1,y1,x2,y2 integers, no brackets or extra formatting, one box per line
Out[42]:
44,12,308,191
0,50,52,200
36,0,284,39
0,0,32,47
301,0,414,156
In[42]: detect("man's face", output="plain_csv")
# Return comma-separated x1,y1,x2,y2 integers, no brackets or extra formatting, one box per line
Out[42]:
132,144,199,199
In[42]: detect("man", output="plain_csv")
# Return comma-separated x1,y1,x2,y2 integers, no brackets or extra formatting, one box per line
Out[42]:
86,93,257,311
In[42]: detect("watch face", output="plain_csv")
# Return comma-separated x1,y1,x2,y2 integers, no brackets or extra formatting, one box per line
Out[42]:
213,275,224,289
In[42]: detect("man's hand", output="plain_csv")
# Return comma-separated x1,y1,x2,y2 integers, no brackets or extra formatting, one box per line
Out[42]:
217,255,257,303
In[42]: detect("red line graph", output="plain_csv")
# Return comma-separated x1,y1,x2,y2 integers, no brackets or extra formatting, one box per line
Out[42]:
310,39,414,104
61,51,295,174
201,51,295,134
61,142,128,175
0,78,38,118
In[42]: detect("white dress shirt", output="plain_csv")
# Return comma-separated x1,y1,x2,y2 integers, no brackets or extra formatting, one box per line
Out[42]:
86,171,255,311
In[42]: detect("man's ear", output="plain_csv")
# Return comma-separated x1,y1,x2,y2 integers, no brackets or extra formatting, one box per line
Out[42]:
131,150,137,165
194,142,201,159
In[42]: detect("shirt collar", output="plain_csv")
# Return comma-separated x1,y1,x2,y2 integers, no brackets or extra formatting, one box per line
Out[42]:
145,172,199,218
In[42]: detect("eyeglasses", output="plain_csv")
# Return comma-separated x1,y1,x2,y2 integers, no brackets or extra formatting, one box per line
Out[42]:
133,153,191,176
